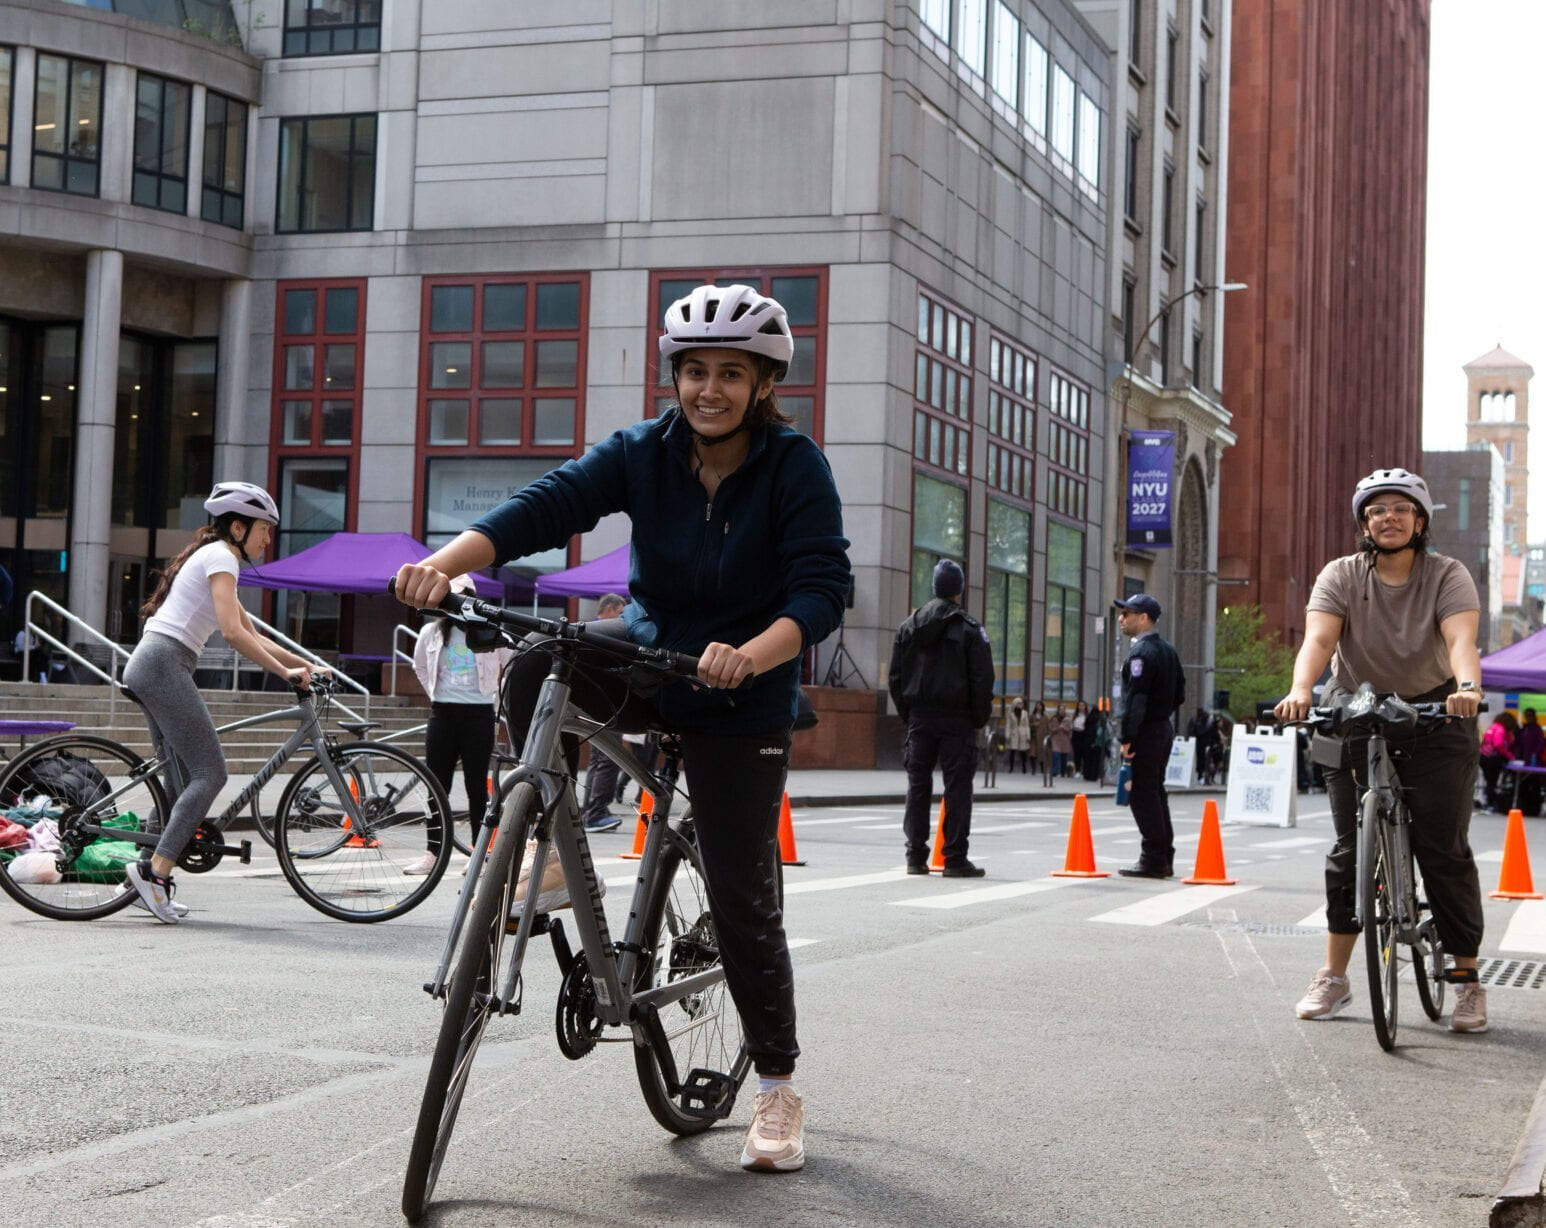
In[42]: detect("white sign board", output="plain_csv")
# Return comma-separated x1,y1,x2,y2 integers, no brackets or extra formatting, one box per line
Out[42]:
1223,727,1298,827
1165,737,1197,789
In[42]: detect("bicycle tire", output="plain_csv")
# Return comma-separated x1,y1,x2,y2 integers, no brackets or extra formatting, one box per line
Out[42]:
633,814,751,1135
1414,914,1447,1022
273,742,452,923
1360,792,1399,1051
402,780,538,1223
0,734,170,921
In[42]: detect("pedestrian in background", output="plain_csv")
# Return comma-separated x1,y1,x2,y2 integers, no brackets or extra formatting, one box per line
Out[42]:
1113,594,1185,877
1030,699,1050,777
1005,697,1032,773
1479,711,1518,812
410,572,512,873
888,559,995,878
577,592,629,832
1070,700,1092,772
1517,708,1544,816
1048,706,1073,777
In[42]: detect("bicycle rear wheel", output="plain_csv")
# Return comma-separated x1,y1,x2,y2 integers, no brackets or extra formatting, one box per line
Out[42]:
273,742,452,923
1360,793,1399,1051
402,781,538,1223
0,734,169,921
633,816,751,1135
1414,915,1447,1022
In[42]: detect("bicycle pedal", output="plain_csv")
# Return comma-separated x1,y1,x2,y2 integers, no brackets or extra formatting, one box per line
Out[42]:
679,1068,739,1120
233,840,252,865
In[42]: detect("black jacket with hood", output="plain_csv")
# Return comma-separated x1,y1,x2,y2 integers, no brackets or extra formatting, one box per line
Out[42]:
888,597,995,727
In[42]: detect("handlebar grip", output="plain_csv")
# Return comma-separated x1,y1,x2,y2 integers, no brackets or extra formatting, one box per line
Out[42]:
387,575,470,616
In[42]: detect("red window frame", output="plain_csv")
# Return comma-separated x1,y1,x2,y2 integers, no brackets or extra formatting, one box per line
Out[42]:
413,272,590,566
986,332,1037,506
645,267,828,445
1045,367,1091,524
912,287,973,481
269,277,366,527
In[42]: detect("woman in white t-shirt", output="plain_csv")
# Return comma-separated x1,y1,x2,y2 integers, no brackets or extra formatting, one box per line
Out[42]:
121,482,322,923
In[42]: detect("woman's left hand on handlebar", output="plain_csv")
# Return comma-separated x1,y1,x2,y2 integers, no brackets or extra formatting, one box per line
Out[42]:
394,563,450,610
696,641,755,690
1446,688,1482,717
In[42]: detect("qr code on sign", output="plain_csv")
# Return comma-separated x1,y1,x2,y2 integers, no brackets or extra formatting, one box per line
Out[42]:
1243,786,1274,814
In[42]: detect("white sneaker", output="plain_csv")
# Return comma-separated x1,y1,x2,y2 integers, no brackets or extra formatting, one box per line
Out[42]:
402,850,438,877
1294,968,1352,1020
125,862,182,924
129,892,190,919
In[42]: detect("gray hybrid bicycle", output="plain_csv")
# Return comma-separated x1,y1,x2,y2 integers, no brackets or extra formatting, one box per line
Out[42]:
397,587,750,1223
0,674,453,923
1300,682,1480,1051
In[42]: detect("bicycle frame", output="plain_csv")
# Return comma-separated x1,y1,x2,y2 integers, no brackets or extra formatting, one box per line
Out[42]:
1361,733,1421,942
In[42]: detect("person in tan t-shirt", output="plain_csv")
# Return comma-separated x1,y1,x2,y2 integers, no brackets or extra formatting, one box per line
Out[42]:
1274,467,1489,1035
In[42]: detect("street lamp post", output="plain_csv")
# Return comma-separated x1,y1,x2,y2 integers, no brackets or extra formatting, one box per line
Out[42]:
1119,281,1248,435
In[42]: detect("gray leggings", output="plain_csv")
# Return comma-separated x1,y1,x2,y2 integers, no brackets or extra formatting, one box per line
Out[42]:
122,632,228,863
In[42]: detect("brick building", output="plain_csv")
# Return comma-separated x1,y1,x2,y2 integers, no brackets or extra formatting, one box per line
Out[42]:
1216,0,1431,643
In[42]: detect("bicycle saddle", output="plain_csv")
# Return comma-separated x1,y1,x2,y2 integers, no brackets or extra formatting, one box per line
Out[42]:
339,720,383,736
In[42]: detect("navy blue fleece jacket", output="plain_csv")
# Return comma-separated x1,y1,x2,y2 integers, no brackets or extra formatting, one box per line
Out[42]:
468,409,851,734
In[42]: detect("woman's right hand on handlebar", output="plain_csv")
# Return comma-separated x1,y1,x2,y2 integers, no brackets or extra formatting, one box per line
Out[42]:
1274,687,1314,723
283,665,313,692
394,563,451,610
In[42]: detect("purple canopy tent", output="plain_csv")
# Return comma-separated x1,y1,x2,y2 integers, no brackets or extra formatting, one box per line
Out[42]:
1480,625,1546,693
534,544,632,600
239,532,504,598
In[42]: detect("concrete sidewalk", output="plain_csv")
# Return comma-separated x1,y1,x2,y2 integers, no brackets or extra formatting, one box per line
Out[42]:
783,768,1115,806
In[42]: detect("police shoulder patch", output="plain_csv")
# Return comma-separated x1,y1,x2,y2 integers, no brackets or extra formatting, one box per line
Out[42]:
979,626,990,643
1130,658,1144,677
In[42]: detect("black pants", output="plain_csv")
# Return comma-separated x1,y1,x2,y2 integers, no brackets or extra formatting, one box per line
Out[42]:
1323,720,1485,957
902,712,978,866
1007,749,1029,774
425,702,496,845
581,751,622,824
1479,754,1508,809
1127,719,1175,869
501,626,799,1076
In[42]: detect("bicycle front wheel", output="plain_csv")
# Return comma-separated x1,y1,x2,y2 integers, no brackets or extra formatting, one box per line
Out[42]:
273,742,452,923
403,781,538,1223
1360,793,1399,1051
633,815,751,1135
0,734,169,920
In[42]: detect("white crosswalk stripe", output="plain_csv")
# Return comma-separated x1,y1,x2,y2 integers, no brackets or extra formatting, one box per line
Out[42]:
1499,899,1546,953
1091,884,1258,926
888,877,1087,910
1249,836,1325,849
1296,906,1328,930
783,869,914,895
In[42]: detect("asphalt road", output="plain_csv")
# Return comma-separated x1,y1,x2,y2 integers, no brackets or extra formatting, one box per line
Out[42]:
2,793,1542,1227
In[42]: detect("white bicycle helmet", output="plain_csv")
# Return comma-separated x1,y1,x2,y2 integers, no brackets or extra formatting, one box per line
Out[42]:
204,481,279,526
658,284,795,380
1351,468,1432,524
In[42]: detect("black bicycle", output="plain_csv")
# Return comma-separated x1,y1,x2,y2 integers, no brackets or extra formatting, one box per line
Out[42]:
393,585,751,1222
1298,683,1479,1050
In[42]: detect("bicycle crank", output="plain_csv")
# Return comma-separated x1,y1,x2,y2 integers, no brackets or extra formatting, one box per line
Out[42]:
177,822,253,874
556,954,603,1059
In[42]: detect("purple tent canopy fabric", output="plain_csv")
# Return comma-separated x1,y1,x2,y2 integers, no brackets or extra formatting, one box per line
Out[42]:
238,532,503,598
535,545,631,599
1481,625,1546,693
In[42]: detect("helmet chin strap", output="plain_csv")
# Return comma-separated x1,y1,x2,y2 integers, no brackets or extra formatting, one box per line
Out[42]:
1361,533,1417,557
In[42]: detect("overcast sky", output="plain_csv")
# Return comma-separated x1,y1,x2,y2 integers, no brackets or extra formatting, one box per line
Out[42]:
1422,0,1546,535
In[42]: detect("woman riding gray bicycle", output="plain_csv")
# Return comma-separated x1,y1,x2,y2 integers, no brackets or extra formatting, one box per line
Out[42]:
1274,467,1488,1033
395,282,850,1173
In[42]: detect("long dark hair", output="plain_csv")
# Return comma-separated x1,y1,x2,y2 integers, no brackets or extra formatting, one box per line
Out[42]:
140,514,247,617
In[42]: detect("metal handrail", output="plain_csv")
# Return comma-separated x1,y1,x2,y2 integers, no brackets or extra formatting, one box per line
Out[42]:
243,610,370,721
22,590,131,689
389,623,420,696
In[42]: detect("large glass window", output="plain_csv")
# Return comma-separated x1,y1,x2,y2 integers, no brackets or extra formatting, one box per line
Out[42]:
273,280,365,452
112,337,215,532
34,328,77,518
33,55,102,196
648,269,827,441
276,114,376,233
987,333,1035,502
1124,127,1139,220
1046,369,1090,521
990,3,1019,106
911,472,966,609
1023,36,1048,138
913,288,972,478
0,46,13,184
276,458,347,648
1076,91,1101,188
1044,522,1084,701
1050,65,1075,163
920,0,949,41
423,457,565,576
985,499,1030,701
133,73,191,213
202,91,247,229
284,0,380,56
957,0,987,76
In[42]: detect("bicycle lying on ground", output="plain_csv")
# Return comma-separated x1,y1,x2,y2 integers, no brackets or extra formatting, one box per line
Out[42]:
1295,682,1481,1051
0,674,453,923
395,584,749,1223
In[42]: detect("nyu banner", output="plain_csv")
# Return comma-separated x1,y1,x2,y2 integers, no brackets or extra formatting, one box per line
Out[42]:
1126,430,1175,548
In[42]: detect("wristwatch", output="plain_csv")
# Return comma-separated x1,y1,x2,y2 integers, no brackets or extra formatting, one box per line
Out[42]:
1457,681,1478,693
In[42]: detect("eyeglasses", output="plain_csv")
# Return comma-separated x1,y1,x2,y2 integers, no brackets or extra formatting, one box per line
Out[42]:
1364,502,1417,520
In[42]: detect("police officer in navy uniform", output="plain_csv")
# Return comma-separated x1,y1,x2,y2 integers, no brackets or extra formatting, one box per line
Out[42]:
889,560,996,877
1114,594,1185,877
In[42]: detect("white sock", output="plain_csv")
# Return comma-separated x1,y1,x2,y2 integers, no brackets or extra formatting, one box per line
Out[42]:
757,1076,794,1096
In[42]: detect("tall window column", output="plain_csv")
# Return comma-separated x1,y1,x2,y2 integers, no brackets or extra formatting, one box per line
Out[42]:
68,249,124,634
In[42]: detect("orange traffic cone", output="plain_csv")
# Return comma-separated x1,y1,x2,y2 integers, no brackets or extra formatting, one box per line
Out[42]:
1051,794,1111,878
928,799,948,873
1491,808,1544,900
1182,799,1236,885
619,791,654,862
777,793,805,866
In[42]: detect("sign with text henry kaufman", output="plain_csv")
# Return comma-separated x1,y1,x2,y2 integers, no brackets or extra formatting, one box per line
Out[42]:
1126,431,1175,548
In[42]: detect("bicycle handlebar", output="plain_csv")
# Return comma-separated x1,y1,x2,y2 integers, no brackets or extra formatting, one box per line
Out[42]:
387,578,705,684
1285,682,1486,736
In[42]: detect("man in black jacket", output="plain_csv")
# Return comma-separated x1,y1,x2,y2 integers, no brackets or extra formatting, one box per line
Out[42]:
1114,594,1185,877
889,560,996,877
